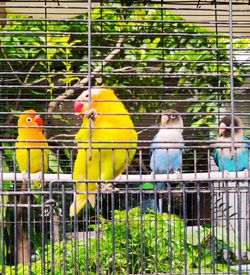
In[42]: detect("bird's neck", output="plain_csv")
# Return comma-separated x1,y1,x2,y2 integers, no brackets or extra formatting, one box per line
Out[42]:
83,101,132,126
93,101,127,114
18,128,44,139
160,128,183,136
157,128,184,142
218,131,243,142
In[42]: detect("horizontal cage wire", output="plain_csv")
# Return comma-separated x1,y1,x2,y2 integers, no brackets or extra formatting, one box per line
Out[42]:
1,0,250,274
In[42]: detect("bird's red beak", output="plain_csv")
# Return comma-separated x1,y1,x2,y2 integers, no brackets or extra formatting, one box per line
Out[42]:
74,101,83,115
34,115,44,126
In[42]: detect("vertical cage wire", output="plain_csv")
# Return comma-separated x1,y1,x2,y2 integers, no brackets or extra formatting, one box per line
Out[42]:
0,0,250,274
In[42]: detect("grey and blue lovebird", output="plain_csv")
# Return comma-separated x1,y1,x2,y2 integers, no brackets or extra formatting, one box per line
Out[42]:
143,109,185,213
213,115,250,172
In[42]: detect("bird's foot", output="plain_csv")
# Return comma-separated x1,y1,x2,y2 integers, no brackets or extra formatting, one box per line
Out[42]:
243,169,249,177
21,171,27,183
150,172,155,179
115,174,122,181
223,170,230,179
100,183,119,193
20,171,28,190
36,171,43,182
174,170,182,180
85,108,97,120
33,171,44,188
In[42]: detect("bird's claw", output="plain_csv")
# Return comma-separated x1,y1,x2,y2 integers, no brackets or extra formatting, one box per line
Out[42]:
150,172,155,179
85,108,97,120
115,174,122,181
22,171,27,183
174,170,182,180
33,171,44,188
36,171,43,182
100,183,119,193
223,170,230,179
243,169,249,177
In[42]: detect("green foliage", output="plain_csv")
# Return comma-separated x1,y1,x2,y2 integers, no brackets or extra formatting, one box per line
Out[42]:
4,208,247,274
0,144,65,266
1,16,79,90
1,5,250,129
0,193,8,266
1,4,250,272
0,145,11,265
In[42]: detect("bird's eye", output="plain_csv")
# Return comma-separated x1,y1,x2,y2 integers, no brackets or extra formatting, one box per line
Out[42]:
26,117,32,123
170,115,176,119
85,94,89,98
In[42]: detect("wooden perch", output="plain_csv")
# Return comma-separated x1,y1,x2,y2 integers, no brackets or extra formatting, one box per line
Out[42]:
16,180,29,265
1,171,250,184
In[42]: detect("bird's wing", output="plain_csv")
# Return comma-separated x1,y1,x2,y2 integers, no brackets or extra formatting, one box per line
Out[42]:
149,134,158,160
182,142,185,155
213,148,220,168
44,146,49,172
75,119,88,142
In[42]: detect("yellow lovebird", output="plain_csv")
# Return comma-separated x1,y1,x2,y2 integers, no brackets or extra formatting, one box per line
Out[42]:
15,109,48,187
70,88,138,217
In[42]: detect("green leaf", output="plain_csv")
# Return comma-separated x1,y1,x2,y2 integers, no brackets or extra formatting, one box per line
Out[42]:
52,114,70,125
48,150,63,173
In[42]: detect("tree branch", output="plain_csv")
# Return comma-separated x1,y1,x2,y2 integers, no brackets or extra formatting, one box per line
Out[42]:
1,48,22,85
4,61,39,126
47,36,125,114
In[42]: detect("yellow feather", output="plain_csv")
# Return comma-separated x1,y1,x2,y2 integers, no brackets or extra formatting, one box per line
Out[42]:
15,110,48,187
69,89,137,216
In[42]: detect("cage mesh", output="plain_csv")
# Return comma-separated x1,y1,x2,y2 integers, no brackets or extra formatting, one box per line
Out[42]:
0,0,250,274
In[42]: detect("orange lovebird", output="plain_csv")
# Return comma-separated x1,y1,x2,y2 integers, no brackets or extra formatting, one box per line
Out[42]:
15,109,48,187
70,88,138,217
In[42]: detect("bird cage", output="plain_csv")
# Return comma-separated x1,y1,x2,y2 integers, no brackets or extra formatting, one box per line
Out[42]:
0,0,250,274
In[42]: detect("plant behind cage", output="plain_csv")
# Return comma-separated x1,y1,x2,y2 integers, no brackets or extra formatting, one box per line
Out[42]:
0,0,250,274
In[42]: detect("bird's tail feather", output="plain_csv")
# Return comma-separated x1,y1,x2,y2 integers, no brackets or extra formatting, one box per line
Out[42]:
88,194,96,208
69,182,97,217
69,194,87,217
69,193,96,217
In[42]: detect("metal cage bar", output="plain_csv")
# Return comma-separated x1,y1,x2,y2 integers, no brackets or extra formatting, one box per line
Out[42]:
1,0,250,274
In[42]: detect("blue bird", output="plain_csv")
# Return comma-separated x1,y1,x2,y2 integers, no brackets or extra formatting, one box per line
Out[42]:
214,115,250,172
142,109,185,213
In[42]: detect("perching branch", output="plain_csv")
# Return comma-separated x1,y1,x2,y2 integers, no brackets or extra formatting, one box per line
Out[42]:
2,46,39,125
47,36,125,114
1,48,23,85
16,179,29,264
48,133,75,140
1,171,249,183
136,124,159,135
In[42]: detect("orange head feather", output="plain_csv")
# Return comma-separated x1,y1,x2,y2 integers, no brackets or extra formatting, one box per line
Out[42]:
17,109,44,136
